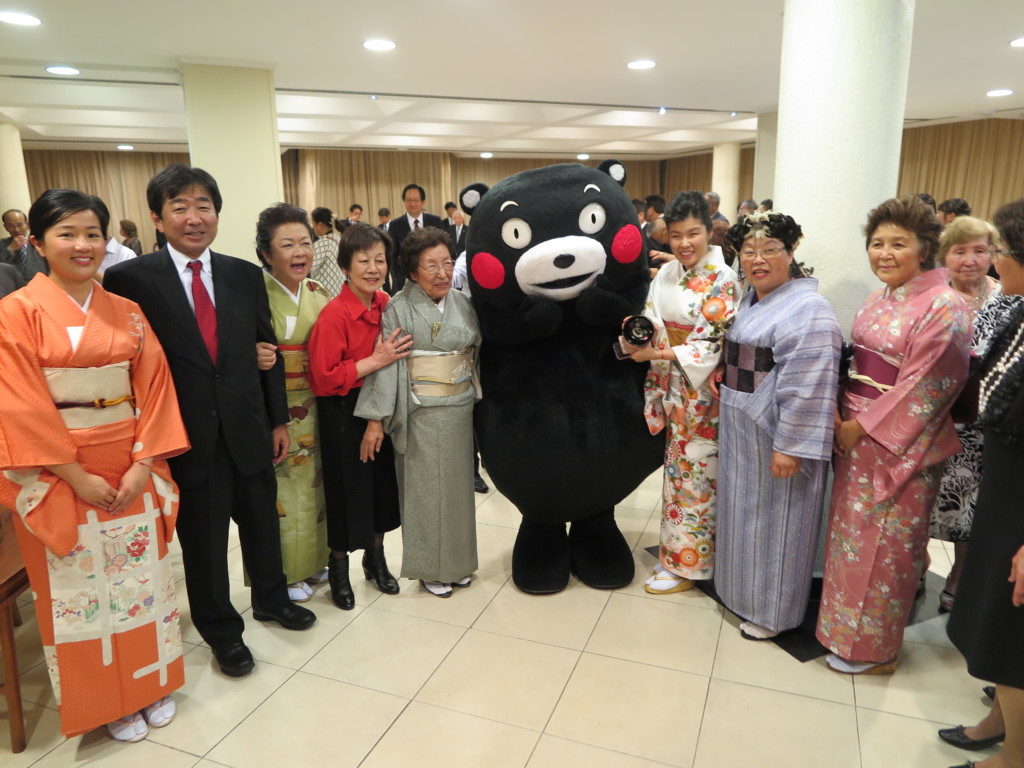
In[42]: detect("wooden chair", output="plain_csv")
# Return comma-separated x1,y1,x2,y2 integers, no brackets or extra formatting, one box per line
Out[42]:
0,506,30,753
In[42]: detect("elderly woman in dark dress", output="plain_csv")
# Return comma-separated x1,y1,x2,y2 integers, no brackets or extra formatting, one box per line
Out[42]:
943,198,1024,768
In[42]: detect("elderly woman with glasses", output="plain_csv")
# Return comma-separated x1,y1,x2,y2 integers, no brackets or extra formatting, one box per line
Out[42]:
355,227,482,598
713,212,842,641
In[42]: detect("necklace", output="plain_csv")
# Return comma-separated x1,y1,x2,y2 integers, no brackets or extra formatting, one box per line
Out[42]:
979,319,1024,415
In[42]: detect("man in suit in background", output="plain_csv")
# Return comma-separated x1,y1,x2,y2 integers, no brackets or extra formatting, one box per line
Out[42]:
385,183,444,293
105,164,315,679
347,203,363,224
442,201,457,229
451,209,468,255
1,209,49,280
377,207,391,232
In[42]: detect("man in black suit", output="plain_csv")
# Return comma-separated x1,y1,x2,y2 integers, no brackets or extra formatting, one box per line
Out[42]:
385,183,444,293
441,201,457,230
450,209,469,254
104,164,315,678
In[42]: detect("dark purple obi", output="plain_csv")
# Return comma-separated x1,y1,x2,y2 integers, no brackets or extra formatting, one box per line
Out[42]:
722,338,775,393
848,345,899,400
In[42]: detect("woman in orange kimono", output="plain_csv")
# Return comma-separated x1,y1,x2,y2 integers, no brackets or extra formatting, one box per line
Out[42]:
0,189,189,742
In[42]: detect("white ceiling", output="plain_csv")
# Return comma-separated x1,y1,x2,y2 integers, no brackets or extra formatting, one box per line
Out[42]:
0,0,1022,158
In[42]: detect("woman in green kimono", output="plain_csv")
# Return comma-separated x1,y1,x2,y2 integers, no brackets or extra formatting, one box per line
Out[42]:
255,203,331,602
355,227,481,598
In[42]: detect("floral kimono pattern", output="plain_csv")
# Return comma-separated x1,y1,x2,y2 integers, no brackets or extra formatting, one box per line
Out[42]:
642,246,738,579
816,269,971,662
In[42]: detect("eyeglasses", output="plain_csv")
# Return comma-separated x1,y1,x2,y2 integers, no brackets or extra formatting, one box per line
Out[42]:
990,248,1009,258
739,247,786,261
420,260,455,275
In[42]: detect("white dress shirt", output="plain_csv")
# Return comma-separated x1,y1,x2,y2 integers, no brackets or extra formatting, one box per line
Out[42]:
406,213,424,230
168,244,216,311
101,237,137,274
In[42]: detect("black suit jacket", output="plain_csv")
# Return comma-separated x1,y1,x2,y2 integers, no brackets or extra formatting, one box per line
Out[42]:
451,224,469,254
104,248,288,488
385,212,445,293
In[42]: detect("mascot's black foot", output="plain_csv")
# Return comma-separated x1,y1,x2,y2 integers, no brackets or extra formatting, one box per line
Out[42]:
512,518,570,595
569,510,634,589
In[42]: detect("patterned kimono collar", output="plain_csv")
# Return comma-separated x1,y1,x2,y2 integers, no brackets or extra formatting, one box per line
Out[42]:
675,244,727,282
744,276,819,310
886,268,948,302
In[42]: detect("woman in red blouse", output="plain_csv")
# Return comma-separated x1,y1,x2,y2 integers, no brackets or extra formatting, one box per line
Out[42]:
308,224,412,609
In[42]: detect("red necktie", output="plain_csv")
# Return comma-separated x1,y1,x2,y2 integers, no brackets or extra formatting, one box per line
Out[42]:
187,260,218,363
414,219,420,230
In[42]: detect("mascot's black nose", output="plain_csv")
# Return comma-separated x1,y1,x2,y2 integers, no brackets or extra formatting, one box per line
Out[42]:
553,254,575,269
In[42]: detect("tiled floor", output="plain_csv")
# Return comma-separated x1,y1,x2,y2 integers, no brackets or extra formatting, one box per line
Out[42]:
0,470,997,767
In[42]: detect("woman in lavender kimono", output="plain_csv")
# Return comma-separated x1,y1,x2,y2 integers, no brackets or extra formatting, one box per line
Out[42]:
714,212,842,640
816,196,971,675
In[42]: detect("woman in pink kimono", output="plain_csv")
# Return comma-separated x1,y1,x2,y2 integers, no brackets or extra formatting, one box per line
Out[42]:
816,196,971,674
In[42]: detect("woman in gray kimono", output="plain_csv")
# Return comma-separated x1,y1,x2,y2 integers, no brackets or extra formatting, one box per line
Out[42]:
356,227,481,598
713,211,842,640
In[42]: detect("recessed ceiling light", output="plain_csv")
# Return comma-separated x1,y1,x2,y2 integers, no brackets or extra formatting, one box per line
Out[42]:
1011,36,1024,48
627,59,656,70
658,106,667,115
0,10,40,25
730,111,738,117
369,94,378,100
116,144,134,151
363,38,396,52
480,152,493,159
46,65,79,76
577,153,590,160
987,88,1014,98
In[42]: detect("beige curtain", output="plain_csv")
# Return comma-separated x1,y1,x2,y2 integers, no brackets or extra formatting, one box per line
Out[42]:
451,157,661,203
663,152,713,197
898,118,1024,220
24,150,189,251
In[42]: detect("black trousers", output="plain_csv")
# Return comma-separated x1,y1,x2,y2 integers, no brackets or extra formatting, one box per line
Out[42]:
175,432,289,649
317,393,401,553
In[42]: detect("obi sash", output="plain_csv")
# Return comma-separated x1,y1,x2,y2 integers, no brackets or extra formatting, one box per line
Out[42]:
42,361,134,429
279,344,311,392
722,339,775,393
848,345,899,400
665,322,694,347
407,349,475,398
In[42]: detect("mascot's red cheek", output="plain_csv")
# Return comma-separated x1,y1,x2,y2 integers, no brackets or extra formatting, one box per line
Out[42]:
471,252,506,290
611,224,643,263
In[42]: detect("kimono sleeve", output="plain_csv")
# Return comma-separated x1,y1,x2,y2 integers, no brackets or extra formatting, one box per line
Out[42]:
772,296,842,461
856,293,970,456
670,268,738,391
128,311,190,463
354,305,402,423
0,301,77,469
256,274,289,428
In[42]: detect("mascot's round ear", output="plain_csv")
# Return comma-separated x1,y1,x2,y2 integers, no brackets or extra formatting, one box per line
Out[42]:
459,183,489,215
598,159,627,187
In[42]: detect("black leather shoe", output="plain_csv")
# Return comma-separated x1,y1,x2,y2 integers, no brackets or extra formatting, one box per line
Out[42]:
362,547,399,595
212,641,254,677
938,724,1005,751
329,554,355,610
252,602,316,631
949,763,976,768
474,473,489,493
983,685,996,701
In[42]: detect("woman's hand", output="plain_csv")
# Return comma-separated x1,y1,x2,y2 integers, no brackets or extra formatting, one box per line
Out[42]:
834,418,866,455
1009,545,1024,606
770,451,801,479
71,473,118,509
709,366,725,398
360,420,384,463
370,328,414,368
108,462,151,514
629,345,664,363
256,342,278,371
271,424,290,464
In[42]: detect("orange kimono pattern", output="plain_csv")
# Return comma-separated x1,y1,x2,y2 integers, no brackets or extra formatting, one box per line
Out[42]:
0,275,189,737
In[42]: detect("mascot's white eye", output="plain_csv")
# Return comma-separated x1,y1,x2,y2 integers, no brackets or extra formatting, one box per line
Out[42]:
578,202,606,235
501,218,533,249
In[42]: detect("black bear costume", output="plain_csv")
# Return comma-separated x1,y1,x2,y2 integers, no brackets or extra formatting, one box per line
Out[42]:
459,161,663,594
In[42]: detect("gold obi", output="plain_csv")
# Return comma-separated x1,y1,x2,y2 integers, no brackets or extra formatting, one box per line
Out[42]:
279,344,310,391
407,349,475,398
665,323,694,347
43,361,134,429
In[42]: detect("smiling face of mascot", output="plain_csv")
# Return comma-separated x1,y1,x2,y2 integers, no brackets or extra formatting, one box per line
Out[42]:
460,162,645,308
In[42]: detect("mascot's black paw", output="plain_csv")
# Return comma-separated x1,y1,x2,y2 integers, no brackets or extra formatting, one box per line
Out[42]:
575,275,633,329
513,518,570,595
568,510,634,589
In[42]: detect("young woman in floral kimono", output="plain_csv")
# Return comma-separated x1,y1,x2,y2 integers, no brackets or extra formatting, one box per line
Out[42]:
816,196,971,675
0,189,188,742
622,190,739,593
254,204,332,602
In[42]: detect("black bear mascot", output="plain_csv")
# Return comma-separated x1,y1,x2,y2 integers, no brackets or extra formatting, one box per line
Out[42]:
459,161,664,594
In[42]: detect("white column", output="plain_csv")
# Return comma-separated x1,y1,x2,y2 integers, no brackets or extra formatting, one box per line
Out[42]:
752,111,777,203
711,142,741,223
180,63,283,263
773,0,915,331
0,124,32,213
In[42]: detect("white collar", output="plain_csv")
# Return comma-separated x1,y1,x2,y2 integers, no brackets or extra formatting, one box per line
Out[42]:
67,284,94,313
267,272,301,305
167,243,212,274
407,212,423,227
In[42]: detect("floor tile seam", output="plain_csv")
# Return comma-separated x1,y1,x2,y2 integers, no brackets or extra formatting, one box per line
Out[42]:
233,607,363,669
295,659,435,701
577,647,716,680
849,700,960,727
354,697,417,768
853,700,865,768
535,733,685,768
687,608,728,768
608,588,723,613
182,640,308,674
469,622,598,653
402,695,547,734
706,668,858,708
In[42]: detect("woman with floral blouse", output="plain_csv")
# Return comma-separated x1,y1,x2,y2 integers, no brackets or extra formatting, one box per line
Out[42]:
622,190,739,594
